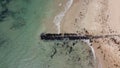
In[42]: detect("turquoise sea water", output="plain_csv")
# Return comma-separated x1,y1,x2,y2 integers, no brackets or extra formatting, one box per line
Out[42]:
0,0,95,68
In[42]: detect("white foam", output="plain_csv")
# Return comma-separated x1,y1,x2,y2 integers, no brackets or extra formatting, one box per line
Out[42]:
82,39,96,64
53,0,73,33
54,1,98,67
83,40,103,68
59,3,62,6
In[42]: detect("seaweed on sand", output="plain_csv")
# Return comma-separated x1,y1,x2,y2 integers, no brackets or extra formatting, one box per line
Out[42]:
50,47,57,59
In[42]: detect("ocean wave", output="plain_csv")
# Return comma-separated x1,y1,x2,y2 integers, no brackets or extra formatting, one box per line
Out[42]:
53,0,73,33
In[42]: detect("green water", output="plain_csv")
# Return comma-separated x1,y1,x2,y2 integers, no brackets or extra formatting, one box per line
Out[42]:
0,0,95,68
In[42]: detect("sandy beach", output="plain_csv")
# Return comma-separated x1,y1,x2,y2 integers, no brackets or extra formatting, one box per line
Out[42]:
60,0,120,68
1,0,120,68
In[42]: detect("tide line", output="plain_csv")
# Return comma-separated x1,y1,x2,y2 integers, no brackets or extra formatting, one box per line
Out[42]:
53,0,73,33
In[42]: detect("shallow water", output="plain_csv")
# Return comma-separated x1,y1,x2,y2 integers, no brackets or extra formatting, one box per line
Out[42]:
0,0,95,68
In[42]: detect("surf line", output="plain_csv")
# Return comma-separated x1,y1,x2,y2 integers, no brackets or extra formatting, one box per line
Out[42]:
82,39,97,66
53,0,97,67
53,0,73,34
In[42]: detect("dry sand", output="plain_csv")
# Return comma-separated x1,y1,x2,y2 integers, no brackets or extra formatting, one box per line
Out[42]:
61,0,120,68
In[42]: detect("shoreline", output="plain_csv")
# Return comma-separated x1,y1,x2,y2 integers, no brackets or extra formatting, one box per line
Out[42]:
61,0,97,67
53,0,73,33
45,0,120,68
44,0,68,33
60,0,120,68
